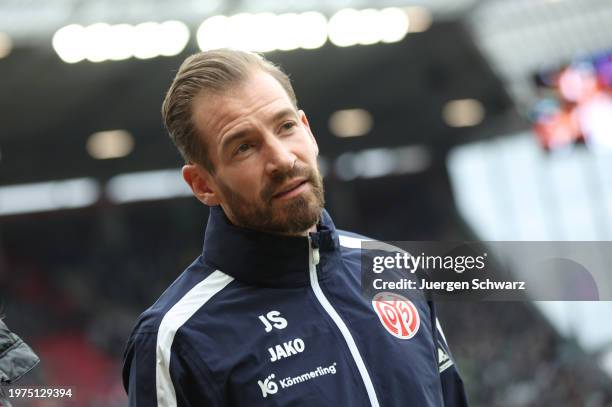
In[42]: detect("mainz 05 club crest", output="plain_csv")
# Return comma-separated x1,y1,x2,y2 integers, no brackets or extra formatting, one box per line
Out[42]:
371,292,420,339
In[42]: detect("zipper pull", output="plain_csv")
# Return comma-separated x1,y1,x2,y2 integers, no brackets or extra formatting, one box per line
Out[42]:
309,235,321,266
313,246,320,266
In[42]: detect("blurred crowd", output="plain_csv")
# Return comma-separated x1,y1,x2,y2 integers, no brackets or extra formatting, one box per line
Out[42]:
439,301,612,407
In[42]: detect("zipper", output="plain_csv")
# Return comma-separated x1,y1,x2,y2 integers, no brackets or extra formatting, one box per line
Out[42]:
308,235,380,407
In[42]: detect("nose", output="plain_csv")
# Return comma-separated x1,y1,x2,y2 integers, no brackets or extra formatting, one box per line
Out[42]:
264,136,297,175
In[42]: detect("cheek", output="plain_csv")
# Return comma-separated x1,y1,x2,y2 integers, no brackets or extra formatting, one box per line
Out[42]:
294,133,318,162
302,144,319,167
220,169,262,197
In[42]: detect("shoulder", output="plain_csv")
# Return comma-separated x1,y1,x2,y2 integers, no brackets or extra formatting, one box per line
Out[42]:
337,229,372,249
335,230,381,276
126,256,235,346
337,229,407,256
122,256,236,394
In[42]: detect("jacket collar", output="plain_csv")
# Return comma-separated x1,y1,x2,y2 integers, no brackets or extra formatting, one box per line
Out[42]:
202,206,341,287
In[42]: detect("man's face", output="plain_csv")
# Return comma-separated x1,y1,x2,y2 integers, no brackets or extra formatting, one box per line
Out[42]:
191,70,324,235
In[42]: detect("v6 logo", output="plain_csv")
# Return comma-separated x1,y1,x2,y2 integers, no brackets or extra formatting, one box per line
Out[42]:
257,374,278,398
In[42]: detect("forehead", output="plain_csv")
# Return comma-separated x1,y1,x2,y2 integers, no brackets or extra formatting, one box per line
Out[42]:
192,70,294,144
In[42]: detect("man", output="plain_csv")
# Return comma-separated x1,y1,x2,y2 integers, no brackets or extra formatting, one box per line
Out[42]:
122,49,468,406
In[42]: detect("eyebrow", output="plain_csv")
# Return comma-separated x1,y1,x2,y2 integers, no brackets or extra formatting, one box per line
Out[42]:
271,108,298,124
219,108,298,154
219,130,248,155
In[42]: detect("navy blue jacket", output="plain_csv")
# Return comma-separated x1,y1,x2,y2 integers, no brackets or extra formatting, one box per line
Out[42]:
123,207,468,406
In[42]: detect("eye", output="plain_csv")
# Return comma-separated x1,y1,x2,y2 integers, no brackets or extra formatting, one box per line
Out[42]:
280,121,296,132
235,143,251,154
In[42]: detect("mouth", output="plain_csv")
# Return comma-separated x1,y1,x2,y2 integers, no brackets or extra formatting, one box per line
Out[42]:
272,179,309,200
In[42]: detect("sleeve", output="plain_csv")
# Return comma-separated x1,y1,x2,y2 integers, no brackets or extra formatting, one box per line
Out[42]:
0,321,40,385
122,331,223,407
170,339,224,406
123,332,159,406
428,301,470,407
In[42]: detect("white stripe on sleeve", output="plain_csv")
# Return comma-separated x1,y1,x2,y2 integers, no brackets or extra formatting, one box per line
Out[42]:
339,234,410,256
338,234,367,249
155,270,234,407
436,317,449,346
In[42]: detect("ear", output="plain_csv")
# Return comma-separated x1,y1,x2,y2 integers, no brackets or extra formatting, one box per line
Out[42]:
298,109,319,156
182,164,221,206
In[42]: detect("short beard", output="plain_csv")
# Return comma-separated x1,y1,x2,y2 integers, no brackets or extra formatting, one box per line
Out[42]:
217,163,325,235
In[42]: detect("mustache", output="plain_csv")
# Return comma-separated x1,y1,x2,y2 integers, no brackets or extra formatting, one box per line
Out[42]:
261,164,319,202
